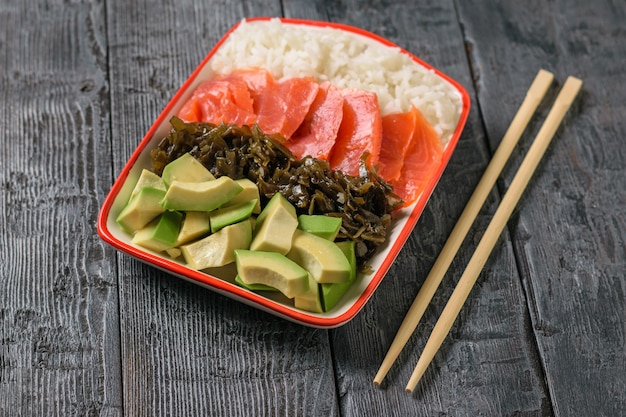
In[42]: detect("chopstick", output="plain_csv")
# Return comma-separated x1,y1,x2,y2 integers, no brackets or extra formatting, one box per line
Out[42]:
405,75,583,393
373,69,555,386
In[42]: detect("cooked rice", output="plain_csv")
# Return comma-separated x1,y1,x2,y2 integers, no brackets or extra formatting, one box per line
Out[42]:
209,19,464,144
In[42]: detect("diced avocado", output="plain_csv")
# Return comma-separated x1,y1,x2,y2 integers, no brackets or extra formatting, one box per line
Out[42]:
234,249,309,299
210,199,257,233
297,214,342,240
287,229,352,284
254,192,292,226
294,273,323,313
234,275,279,292
161,153,215,186
321,240,358,311
166,247,182,259
130,169,166,200
175,211,211,246
160,177,243,212
132,210,183,252
224,178,262,214
250,193,298,254
181,220,252,270
116,187,166,233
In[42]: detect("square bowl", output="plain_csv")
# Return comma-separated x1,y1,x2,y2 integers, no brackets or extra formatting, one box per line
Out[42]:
97,17,470,328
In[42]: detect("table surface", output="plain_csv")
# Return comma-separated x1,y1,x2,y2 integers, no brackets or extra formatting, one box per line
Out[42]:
1,0,624,416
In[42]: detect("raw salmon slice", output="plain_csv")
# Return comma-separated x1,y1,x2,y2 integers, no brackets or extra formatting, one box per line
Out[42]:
227,68,274,93
378,106,420,182
329,89,382,176
286,81,344,159
178,77,256,126
252,78,286,136
278,77,320,138
177,98,203,123
179,69,318,140
221,68,287,135
253,76,319,139
390,107,443,205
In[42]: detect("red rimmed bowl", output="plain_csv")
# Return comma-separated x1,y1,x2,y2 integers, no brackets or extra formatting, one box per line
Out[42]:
97,17,470,328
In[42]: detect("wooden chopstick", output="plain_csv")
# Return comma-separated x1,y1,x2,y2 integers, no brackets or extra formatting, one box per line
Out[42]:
405,75,583,393
373,69,554,386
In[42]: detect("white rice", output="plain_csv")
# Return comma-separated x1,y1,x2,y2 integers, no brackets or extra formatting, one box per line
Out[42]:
208,19,464,145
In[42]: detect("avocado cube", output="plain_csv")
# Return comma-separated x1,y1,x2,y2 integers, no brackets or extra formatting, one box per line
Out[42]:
130,169,166,200
287,230,352,284
297,214,342,240
224,178,262,214
116,187,166,233
210,199,257,233
181,220,252,270
160,176,243,212
166,247,182,259
321,240,358,311
175,211,211,246
234,249,309,299
294,272,323,313
161,153,215,186
132,210,183,252
250,193,298,255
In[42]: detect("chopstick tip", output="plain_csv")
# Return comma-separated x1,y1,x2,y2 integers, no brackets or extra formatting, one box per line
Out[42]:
537,69,554,82
373,367,388,387
565,76,583,91
405,381,418,393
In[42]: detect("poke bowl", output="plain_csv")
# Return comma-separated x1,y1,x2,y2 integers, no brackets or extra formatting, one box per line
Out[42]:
97,17,470,328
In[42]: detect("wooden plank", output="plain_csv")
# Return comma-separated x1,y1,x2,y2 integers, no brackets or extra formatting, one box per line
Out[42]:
456,0,626,416
105,1,340,416
0,0,122,415
283,1,551,415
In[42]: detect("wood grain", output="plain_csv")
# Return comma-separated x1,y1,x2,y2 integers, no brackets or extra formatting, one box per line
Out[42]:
0,0,121,415
457,1,626,415
1,0,624,415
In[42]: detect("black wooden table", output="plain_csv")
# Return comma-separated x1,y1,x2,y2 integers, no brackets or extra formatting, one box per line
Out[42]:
2,1,624,416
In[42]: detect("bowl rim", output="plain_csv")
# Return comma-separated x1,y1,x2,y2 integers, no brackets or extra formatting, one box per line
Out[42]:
97,17,471,328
